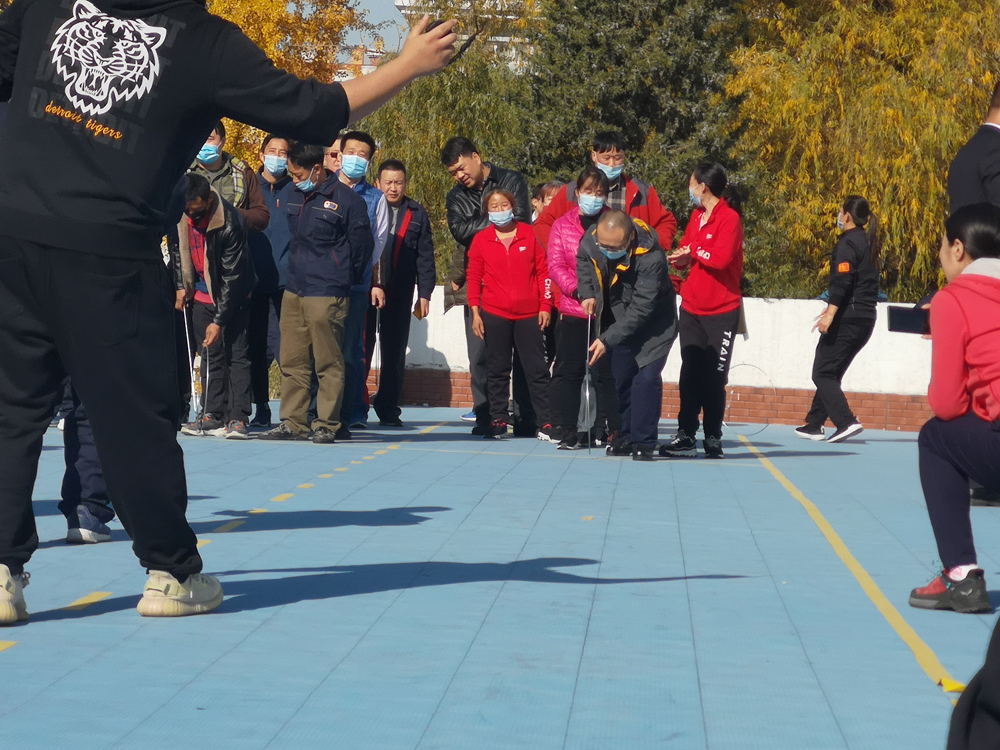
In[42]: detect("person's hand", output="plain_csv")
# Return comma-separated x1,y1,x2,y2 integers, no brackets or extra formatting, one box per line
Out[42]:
416,298,430,320
472,312,485,340
668,246,692,268
174,289,188,311
203,323,221,348
538,310,551,330
588,338,606,366
451,281,460,292
371,286,386,309
812,306,834,334
581,298,597,316
399,16,459,78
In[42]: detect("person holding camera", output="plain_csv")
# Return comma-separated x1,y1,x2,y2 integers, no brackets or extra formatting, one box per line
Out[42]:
908,202,1000,616
795,196,879,443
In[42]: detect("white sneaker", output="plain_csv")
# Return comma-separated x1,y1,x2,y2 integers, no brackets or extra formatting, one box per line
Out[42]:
0,564,29,625
137,571,224,617
66,528,112,544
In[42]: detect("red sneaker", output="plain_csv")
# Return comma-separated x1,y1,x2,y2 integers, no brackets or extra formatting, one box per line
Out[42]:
909,570,993,613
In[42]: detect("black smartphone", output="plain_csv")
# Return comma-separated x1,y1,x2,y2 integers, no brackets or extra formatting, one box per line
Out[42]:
424,19,479,66
887,305,930,335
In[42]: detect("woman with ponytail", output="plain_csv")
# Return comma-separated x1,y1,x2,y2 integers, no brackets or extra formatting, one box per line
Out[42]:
795,195,879,444
660,163,744,460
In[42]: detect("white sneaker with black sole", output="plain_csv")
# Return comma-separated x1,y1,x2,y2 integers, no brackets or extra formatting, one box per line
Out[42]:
827,422,864,443
794,425,826,441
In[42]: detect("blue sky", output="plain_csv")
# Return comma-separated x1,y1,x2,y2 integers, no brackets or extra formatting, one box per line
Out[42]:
346,0,408,51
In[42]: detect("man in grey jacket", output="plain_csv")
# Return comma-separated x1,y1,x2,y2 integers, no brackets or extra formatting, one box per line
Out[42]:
577,211,677,461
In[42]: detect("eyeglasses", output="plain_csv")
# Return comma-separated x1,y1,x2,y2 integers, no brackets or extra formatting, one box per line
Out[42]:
597,242,628,255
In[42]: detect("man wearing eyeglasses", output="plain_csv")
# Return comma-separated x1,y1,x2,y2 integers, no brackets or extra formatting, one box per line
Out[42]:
576,211,677,462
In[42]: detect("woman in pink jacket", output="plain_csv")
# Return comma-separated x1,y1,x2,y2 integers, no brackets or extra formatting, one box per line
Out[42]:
546,165,620,450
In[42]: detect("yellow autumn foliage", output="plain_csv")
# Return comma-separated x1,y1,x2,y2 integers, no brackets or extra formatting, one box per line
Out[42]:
728,0,1000,298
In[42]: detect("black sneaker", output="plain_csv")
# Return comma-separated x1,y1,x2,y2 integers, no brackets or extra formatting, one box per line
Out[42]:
703,436,724,459
485,420,509,440
794,425,825,441
909,569,993,614
512,423,538,438
312,427,337,444
181,416,225,437
537,424,561,444
258,422,308,441
606,433,632,457
827,422,864,443
557,432,582,451
379,417,404,427
659,431,697,457
335,425,353,441
224,420,249,440
249,407,271,428
471,422,490,436
592,430,610,447
632,445,655,462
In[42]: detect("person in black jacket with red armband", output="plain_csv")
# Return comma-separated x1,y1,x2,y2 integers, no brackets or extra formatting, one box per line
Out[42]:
371,159,437,427
795,196,879,444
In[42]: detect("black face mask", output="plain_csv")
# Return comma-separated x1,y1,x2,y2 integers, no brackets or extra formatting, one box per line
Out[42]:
187,211,208,224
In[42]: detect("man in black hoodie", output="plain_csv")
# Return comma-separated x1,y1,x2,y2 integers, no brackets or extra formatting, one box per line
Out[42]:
0,0,456,624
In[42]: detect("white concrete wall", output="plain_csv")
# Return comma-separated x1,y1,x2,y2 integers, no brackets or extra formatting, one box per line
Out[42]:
402,289,932,396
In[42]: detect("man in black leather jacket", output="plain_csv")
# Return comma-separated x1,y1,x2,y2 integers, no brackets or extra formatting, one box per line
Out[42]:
170,174,256,439
440,137,537,435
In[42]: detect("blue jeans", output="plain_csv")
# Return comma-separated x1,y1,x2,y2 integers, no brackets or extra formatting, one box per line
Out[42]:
340,289,370,427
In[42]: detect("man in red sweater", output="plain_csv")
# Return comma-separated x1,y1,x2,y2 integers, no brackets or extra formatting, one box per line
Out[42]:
534,131,677,251
908,202,1000,617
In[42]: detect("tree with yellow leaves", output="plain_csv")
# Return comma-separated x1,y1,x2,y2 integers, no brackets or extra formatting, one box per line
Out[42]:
728,0,1000,300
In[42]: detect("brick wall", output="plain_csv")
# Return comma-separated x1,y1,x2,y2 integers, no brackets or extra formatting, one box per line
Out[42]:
366,368,933,432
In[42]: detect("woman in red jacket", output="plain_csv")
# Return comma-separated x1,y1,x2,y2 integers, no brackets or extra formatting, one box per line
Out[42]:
660,163,744,460
467,189,554,440
908,203,1000,615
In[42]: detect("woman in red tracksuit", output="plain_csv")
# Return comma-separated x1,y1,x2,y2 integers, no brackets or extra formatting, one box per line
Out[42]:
908,203,1000,617
660,163,744,460
467,189,554,441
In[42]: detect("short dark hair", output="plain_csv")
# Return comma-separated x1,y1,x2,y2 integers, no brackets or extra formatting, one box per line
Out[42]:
991,81,1000,111
260,133,289,152
441,136,478,167
945,203,1000,260
593,131,626,154
211,120,226,142
842,195,872,228
185,172,211,203
378,159,407,177
482,187,517,214
340,130,377,157
576,165,609,196
287,142,325,171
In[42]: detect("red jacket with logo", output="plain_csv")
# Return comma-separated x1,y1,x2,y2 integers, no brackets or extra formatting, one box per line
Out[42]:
534,175,677,250
467,222,552,320
675,198,743,316
929,260,1000,422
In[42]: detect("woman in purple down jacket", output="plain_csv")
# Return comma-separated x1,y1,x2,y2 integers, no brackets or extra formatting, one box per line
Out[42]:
546,165,620,450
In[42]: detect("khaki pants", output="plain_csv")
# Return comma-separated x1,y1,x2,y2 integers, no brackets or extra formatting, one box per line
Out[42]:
278,292,349,434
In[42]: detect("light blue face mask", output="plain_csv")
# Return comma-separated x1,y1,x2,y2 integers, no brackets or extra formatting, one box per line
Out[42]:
489,209,515,227
599,246,628,261
198,143,221,165
578,193,605,216
836,214,846,230
295,168,318,194
340,154,370,180
597,162,623,181
263,155,287,176
689,188,703,208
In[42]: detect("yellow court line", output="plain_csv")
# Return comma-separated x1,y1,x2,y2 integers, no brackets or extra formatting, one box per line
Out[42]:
212,520,246,533
387,445,400,450
197,539,211,548
418,422,448,435
318,474,333,478
351,461,363,465
0,642,15,654
374,450,388,455
63,592,113,611
249,508,268,514
271,493,294,503
298,483,314,489
362,456,374,460
335,468,349,472
739,435,962,696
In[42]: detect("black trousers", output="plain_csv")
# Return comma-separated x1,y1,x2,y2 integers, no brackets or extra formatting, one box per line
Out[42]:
918,413,1000,570
247,287,283,411
804,316,874,429
59,384,114,526
677,307,740,439
192,300,252,424
0,237,201,579
373,290,414,421
465,306,536,429
611,346,668,448
949,613,1000,749
481,311,551,426
550,314,619,433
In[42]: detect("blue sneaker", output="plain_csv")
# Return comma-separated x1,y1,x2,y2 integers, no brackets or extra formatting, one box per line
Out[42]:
66,505,112,544
460,410,477,422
